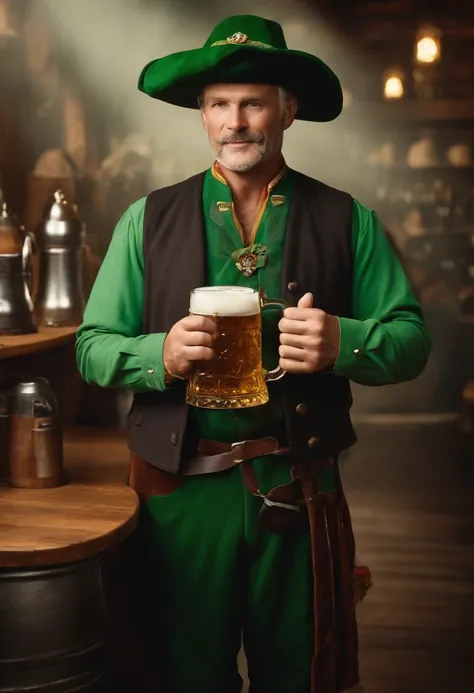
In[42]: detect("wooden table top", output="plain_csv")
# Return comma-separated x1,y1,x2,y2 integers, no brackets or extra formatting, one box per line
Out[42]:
0,326,77,360
0,428,139,568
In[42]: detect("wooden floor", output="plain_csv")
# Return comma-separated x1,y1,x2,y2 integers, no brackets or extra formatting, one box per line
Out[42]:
239,417,474,692
341,418,474,693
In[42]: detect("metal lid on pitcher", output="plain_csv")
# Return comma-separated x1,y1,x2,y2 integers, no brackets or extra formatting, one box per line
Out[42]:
46,190,80,222
10,376,59,419
36,190,85,248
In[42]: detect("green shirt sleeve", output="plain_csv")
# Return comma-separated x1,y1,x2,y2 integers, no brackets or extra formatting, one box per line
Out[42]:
333,200,432,385
75,198,168,392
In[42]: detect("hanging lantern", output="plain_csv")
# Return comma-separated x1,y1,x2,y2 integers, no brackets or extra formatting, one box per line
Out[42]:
415,25,441,64
413,25,442,99
383,67,405,100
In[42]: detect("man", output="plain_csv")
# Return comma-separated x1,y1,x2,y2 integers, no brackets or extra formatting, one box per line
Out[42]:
76,14,431,693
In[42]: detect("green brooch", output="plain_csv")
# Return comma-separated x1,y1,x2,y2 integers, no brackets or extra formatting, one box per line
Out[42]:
232,244,268,277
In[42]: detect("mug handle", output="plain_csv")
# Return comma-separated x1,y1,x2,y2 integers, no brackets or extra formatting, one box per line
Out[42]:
259,290,290,383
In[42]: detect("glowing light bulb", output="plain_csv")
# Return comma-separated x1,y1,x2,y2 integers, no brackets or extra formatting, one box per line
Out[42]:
415,27,441,64
383,69,404,100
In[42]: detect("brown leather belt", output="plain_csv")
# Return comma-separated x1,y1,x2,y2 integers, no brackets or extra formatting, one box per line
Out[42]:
180,436,291,476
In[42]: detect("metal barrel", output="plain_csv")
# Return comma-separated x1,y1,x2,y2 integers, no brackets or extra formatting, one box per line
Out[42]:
0,555,105,691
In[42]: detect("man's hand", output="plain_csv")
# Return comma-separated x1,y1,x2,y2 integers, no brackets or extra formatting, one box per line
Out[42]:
163,315,217,379
278,293,340,374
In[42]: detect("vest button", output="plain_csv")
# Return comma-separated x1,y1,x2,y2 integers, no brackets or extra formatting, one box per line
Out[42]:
287,281,300,293
171,431,179,446
308,436,320,448
296,403,308,415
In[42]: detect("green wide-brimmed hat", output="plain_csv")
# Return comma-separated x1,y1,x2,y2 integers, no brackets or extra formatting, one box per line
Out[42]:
138,14,343,122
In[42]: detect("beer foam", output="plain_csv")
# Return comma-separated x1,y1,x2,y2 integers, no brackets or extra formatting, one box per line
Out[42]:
190,286,259,316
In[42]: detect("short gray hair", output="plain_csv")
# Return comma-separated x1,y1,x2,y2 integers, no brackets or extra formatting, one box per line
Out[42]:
277,87,297,111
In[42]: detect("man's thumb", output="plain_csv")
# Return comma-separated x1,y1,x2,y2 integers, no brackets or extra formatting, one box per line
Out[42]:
298,292,313,309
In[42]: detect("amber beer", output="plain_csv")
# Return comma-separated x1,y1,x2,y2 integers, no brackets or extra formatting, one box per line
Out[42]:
186,286,286,409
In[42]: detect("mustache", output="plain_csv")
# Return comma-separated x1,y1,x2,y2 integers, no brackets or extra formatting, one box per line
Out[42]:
218,133,265,145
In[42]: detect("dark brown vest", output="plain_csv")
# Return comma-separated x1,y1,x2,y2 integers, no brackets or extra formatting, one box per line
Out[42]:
128,169,357,473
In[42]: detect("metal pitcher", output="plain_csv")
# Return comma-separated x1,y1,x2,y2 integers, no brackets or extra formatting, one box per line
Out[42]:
0,202,36,335
34,190,86,327
8,376,65,489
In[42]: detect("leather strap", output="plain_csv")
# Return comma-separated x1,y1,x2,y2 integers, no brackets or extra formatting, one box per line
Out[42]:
180,436,290,476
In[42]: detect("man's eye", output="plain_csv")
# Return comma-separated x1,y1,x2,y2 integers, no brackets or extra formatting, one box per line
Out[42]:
212,102,225,108
247,102,263,108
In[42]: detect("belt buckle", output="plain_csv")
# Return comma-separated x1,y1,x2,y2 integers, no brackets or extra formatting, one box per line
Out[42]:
231,437,280,464
230,440,249,464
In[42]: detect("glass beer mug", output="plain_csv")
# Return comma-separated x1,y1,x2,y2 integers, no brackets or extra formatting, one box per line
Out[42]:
186,286,288,409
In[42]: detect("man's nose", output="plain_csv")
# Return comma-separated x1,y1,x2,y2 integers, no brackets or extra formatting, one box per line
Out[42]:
226,105,248,131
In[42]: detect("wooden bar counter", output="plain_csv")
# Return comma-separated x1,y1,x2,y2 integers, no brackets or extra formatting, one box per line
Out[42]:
0,328,140,692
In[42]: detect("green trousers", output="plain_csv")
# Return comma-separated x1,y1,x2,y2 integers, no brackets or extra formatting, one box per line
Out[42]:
131,456,316,693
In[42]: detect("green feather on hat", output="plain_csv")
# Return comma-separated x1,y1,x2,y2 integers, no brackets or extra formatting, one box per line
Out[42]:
138,14,343,123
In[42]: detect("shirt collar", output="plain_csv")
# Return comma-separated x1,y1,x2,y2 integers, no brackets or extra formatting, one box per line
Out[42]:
211,159,287,196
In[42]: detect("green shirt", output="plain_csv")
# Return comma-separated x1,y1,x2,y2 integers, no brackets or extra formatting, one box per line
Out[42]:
76,167,431,440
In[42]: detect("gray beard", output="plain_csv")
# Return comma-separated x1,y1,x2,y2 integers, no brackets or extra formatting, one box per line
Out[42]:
216,142,267,172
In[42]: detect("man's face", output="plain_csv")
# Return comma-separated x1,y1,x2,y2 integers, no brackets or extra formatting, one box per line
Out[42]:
200,84,297,172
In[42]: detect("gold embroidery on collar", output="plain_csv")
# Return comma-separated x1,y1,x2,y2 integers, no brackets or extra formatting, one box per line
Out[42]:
211,163,227,185
271,194,286,206
217,201,232,212
267,167,286,192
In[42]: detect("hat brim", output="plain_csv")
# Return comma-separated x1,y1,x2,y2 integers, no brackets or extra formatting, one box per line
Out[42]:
138,44,343,122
